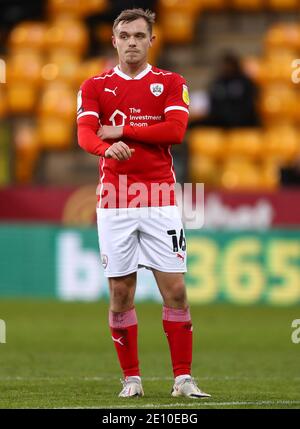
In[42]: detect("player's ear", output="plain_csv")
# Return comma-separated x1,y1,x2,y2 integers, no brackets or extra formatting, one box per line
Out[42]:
112,35,117,49
149,35,156,47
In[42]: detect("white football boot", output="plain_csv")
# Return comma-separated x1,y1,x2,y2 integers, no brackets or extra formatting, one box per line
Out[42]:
171,376,211,399
118,376,144,398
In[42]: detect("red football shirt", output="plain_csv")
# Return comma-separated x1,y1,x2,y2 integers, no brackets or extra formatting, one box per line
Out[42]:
77,64,189,208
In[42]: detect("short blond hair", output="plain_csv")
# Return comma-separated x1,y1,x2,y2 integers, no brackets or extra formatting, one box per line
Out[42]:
113,8,156,35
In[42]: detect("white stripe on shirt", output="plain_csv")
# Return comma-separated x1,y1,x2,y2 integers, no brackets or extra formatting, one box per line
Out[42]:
77,111,99,120
164,106,189,115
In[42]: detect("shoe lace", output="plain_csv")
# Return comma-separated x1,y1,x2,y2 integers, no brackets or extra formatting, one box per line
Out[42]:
120,377,139,389
120,378,130,394
182,377,200,390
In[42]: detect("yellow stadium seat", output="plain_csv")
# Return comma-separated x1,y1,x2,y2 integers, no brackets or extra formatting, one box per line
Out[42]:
74,57,107,87
220,158,262,190
243,56,262,83
7,83,37,114
8,22,47,51
160,11,196,43
226,129,263,160
159,0,202,13
37,116,74,149
0,88,7,118
42,49,81,85
230,0,263,10
260,84,297,123
189,154,219,186
46,17,88,55
38,82,76,120
48,0,107,17
76,0,108,17
265,24,300,50
189,127,225,159
48,0,81,17
6,50,43,85
14,122,39,183
200,0,226,9
264,125,300,164
267,0,299,10
260,160,280,190
292,90,300,123
260,50,298,83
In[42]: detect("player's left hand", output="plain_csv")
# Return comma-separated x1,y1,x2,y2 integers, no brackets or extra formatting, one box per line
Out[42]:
97,125,123,140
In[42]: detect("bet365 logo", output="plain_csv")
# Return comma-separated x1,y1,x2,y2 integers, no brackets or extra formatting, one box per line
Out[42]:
291,319,300,344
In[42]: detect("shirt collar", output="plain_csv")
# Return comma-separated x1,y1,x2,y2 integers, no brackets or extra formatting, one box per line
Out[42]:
113,63,152,80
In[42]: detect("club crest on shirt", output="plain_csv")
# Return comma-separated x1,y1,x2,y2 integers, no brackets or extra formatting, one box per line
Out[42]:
150,83,164,97
182,84,190,105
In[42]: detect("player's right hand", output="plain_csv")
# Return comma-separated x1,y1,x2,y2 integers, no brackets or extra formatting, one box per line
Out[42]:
104,141,135,161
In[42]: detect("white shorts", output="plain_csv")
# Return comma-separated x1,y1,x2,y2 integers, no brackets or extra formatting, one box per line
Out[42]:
96,205,187,277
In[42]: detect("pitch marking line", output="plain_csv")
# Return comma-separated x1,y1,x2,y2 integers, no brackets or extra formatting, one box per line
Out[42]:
1,376,300,381
118,400,300,408
52,400,300,409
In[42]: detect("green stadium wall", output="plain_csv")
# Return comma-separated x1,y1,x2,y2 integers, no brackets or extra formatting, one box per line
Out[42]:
0,224,299,305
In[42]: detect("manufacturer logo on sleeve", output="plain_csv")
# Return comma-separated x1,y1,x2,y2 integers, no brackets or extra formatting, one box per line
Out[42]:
150,83,164,97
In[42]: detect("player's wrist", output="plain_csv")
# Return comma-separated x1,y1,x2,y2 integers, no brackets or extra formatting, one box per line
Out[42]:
102,142,112,158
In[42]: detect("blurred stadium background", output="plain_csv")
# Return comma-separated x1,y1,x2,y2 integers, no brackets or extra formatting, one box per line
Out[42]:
0,0,300,408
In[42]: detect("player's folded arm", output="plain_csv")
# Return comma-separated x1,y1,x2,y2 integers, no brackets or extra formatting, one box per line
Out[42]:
77,78,111,157
122,110,188,146
77,115,110,157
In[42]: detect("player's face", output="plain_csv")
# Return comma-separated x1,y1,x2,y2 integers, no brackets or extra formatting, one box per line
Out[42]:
112,18,154,65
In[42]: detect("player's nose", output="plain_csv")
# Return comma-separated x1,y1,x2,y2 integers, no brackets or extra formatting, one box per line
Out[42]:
128,36,136,46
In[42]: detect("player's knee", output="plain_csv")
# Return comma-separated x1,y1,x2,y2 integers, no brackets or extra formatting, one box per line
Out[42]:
109,278,134,306
110,283,129,301
170,281,187,305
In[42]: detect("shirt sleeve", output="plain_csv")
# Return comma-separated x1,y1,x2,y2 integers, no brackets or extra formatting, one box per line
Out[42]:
76,78,100,122
164,74,190,115
77,79,110,157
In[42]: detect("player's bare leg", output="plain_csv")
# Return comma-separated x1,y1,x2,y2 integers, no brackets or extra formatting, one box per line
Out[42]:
152,269,211,399
152,271,188,309
108,272,143,397
109,272,137,312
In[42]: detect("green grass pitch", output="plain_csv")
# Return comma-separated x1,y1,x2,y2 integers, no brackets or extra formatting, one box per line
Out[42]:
0,300,300,409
